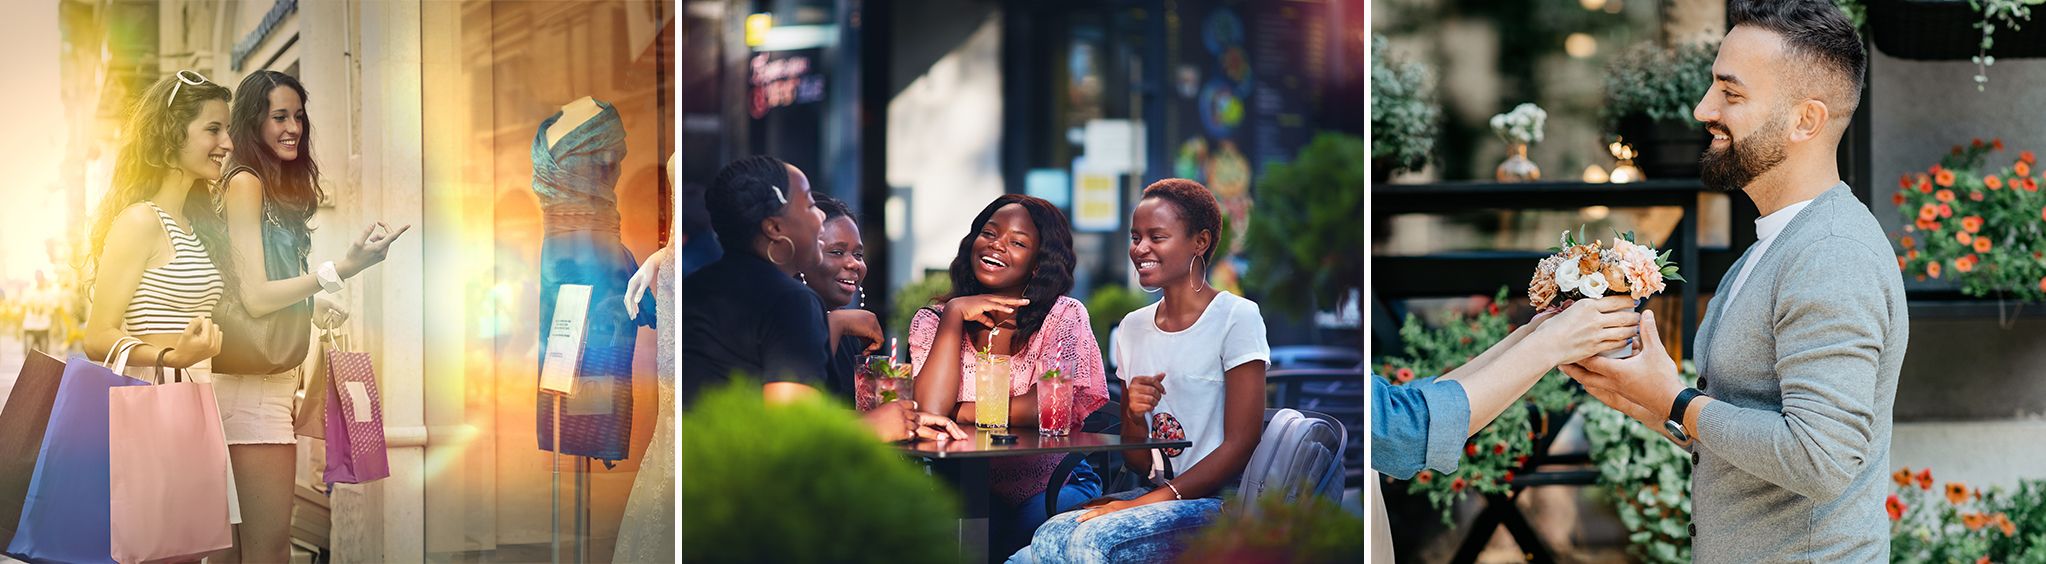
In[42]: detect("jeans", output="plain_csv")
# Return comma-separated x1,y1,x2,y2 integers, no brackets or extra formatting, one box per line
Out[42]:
993,460,1101,557
1014,487,1224,563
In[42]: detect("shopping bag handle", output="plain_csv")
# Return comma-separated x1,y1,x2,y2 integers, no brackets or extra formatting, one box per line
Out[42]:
103,336,147,373
152,347,189,385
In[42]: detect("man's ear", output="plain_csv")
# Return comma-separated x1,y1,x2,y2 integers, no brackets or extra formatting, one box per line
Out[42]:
1791,98,1831,143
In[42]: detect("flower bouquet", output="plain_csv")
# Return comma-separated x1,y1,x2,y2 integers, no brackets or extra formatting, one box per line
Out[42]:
1528,228,1684,358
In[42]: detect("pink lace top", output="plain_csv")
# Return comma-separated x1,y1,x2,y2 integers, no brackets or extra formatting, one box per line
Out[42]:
909,295,1109,505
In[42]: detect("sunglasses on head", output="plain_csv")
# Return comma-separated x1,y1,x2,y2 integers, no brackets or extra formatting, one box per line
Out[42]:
167,70,208,108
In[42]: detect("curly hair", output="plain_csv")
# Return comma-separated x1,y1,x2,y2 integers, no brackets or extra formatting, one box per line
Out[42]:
1141,178,1224,261
939,194,1076,348
194,70,323,287
88,72,232,281
813,192,856,222
705,156,794,255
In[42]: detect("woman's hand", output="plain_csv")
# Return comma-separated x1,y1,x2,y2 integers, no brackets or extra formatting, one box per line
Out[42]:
1523,296,1640,366
944,295,1029,328
1076,497,1162,522
1125,373,1167,414
827,309,885,354
165,316,223,368
339,222,412,278
314,296,348,330
862,400,968,442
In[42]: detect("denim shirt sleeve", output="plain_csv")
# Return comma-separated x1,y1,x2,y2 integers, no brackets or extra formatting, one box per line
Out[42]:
1370,373,1472,479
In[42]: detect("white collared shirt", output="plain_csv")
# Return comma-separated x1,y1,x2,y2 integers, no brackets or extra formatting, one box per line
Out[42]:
1723,198,1817,305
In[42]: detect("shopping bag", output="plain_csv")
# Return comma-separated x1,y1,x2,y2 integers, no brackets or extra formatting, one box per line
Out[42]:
323,345,389,483
294,331,341,439
5,338,149,564
107,358,233,563
0,351,67,548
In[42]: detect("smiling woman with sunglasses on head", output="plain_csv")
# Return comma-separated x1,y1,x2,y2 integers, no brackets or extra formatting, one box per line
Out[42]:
176,69,408,564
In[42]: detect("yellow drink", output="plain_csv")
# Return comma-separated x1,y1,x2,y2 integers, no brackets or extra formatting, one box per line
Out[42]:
975,354,1012,429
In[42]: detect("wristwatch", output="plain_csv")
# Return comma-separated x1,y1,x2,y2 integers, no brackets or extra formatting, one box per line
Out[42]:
1664,388,1704,442
316,261,345,294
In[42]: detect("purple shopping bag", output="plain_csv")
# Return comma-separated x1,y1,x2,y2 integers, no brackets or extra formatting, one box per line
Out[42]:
323,347,389,483
5,339,149,564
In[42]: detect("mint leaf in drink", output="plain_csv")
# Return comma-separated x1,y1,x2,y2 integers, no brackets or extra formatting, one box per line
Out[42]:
1040,368,1062,382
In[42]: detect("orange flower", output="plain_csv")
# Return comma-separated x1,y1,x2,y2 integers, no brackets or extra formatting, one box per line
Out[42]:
1921,204,1941,222
1986,175,2004,190
1909,249,1920,261
1893,192,1907,206
1956,255,1976,273
1999,513,2018,536
1994,138,2005,151
2024,150,2038,164
2041,276,2046,293
1958,231,1974,246
1962,216,1984,233
1395,367,1415,383
1940,204,1954,219
1467,443,1479,457
2027,178,2040,192
1949,482,1971,505
1450,477,1467,492
1918,468,1936,489
1964,512,1988,531
1898,256,1907,271
1975,237,1992,253
1937,169,1957,187
1902,236,1917,248
1888,494,1906,521
1971,191,1986,202
1974,138,1985,148
1938,189,1957,203
1900,174,1915,190
1921,177,1935,194
1894,468,1914,487
1416,470,1433,484
1929,261,1943,279
2018,161,2032,177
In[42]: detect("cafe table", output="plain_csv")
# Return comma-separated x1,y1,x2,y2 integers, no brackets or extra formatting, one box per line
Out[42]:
898,429,1194,564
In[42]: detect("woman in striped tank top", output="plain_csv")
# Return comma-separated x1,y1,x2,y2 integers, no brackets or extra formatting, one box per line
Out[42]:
84,71,231,380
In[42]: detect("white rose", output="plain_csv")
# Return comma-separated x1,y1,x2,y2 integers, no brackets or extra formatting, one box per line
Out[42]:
1555,260,1583,292
1579,271,1609,298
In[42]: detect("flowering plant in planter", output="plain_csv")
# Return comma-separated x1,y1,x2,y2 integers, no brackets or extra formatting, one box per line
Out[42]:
1893,139,2046,304
1888,466,2046,563
1379,287,1583,524
1489,103,1547,146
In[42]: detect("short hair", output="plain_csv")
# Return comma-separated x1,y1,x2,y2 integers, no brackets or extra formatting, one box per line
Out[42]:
1140,178,1225,261
1729,0,1866,119
705,156,793,254
813,192,856,223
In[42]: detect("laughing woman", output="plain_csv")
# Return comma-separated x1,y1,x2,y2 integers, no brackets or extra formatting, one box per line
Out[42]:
909,194,1110,556
192,70,406,563
1023,179,1266,563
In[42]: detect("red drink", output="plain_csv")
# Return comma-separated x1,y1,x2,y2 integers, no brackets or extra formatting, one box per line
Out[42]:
1037,369,1075,436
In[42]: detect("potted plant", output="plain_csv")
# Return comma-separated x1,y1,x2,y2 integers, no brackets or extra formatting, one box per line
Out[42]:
1892,139,2046,318
1603,40,1717,179
1859,0,2046,90
1242,132,1364,322
681,379,961,563
1371,34,1440,183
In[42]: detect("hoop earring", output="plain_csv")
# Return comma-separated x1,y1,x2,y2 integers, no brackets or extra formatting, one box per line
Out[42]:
766,236,795,265
1189,256,1207,294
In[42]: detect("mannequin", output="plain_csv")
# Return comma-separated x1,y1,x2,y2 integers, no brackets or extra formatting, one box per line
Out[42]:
532,95,653,462
612,152,678,562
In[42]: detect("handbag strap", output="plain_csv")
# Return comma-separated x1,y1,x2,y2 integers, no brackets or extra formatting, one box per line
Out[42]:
152,347,188,385
103,336,148,373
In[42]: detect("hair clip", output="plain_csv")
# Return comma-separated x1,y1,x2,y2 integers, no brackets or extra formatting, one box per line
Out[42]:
769,185,789,205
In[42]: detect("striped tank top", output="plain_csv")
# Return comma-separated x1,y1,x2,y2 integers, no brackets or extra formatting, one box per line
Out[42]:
124,202,225,335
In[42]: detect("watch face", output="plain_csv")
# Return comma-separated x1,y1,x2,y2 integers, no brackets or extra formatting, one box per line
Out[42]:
1663,420,1688,442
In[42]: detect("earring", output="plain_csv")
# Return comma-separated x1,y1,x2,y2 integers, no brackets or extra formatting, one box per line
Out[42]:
766,236,795,265
1190,256,1208,294
858,285,867,308
797,272,807,283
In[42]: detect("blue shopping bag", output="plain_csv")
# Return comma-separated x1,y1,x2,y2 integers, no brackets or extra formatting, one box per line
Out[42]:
4,339,149,564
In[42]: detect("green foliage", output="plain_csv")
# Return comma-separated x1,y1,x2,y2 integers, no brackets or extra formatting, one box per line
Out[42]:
1836,0,1868,31
1241,132,1365,319
1084,283,1149,357
889,273,953,345
1602,39,1718,130
1178,494,1364,563
681,378,962,564
1582,362,1698,564
1370,34,1439,176
1377,287,1581,524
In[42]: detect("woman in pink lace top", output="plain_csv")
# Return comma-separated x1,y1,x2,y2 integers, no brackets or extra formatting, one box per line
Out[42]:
907,194,1109,555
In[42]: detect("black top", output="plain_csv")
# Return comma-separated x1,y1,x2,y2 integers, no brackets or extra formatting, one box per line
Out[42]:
681,251,830,403
826,334,864,399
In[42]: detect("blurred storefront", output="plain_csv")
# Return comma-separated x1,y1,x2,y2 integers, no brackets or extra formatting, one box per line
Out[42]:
56,1,674,561
683,0,1363,338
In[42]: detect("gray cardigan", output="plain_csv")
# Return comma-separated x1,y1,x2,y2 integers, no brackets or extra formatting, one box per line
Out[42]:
1688,183,1908,563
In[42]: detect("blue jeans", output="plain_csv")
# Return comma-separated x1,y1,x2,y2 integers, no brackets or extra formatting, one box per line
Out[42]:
1014,487,1224,563
994,460,1101,557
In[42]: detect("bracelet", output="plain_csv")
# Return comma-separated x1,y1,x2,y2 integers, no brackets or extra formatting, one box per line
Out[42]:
316,261,345,294
1163,480,1183,501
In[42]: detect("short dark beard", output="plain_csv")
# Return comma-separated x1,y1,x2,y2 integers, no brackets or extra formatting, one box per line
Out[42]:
1699,113,1789,193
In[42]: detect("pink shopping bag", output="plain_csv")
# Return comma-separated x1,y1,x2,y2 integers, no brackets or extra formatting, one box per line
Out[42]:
107,361,232,564
323,347,390,483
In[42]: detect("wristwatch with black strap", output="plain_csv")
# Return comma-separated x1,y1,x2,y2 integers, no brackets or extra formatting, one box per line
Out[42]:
1664,388,1705,442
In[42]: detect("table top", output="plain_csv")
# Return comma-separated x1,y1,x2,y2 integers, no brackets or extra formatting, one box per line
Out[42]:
897,430,1193,460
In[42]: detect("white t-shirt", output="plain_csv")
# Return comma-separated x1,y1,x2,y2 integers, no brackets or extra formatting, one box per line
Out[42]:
1723,193,1821,305
1114,291,1269,479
